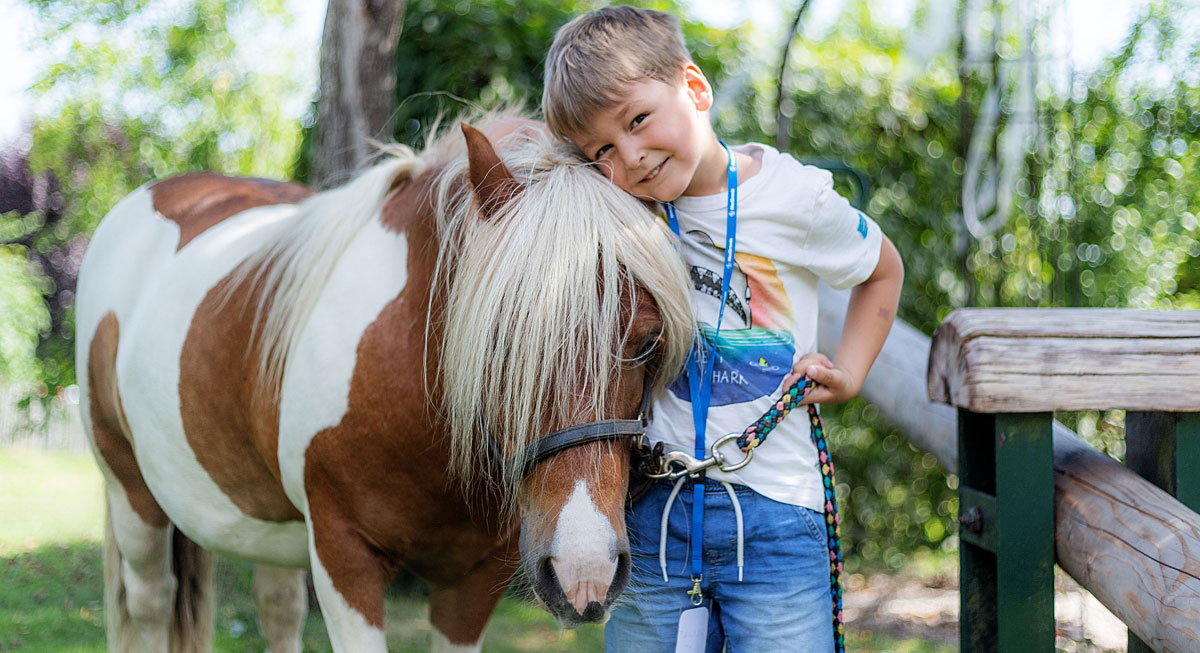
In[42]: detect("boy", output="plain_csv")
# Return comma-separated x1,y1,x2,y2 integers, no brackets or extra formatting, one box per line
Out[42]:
543,6,903,652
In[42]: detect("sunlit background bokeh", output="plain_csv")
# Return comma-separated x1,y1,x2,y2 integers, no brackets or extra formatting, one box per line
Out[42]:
2,1,1197,650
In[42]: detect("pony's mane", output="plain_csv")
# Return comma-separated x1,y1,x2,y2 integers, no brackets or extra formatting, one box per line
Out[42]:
236,110,694,498
228,148,425,395
431,123,693,496
227,109,491,394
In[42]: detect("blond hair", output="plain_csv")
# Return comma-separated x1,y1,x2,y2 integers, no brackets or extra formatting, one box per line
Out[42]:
430,116,694,497
230,109,694,500
543,6,692,139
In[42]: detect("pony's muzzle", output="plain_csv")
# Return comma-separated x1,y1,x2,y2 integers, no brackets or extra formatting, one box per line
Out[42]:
534,547,631,625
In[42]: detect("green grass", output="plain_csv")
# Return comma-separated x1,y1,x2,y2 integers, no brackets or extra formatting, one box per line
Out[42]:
0,447,104,554
0,446,948,651
0,542,603,652
845,630,955,652
0,447,605,651
0,542,105,652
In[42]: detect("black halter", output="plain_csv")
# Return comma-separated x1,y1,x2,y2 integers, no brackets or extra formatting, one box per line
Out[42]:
502,376,654,478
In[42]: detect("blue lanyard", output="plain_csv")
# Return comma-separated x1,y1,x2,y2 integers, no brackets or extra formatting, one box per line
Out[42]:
664,141,737,587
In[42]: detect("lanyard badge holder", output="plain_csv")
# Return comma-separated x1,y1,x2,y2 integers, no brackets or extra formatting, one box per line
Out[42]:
664,141,737,652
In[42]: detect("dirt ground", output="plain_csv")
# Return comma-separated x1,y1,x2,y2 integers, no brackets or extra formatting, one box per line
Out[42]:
843,565,1130,651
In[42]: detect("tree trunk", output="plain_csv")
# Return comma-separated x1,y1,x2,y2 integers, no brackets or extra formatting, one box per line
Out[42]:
310,0,405,190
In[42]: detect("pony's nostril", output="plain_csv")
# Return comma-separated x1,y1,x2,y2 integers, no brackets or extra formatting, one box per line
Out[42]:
607,550,632,604
580,601,606,622
538,555,559,590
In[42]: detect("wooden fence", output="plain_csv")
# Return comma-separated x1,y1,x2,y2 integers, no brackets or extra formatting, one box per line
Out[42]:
927,308,1200,652
818,287,1200,652
0,385,88,451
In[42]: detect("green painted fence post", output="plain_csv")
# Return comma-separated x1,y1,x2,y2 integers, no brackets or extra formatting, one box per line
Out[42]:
958,409,1056,653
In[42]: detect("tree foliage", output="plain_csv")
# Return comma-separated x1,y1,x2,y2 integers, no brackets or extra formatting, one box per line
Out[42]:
0,150,73,402
295,0,748,179
4,0,310,401
5,0,1200,569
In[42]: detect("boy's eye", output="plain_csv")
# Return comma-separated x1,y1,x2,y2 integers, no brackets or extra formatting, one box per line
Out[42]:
594,144,611,159
632,113,647,127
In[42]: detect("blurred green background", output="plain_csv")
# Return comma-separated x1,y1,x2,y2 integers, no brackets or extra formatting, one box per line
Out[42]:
1,0,1196,649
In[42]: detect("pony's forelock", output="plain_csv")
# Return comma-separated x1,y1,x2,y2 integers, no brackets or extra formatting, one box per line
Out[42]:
432,123,693,500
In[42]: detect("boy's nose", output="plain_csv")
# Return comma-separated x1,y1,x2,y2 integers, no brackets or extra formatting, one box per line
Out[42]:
618,145,643,170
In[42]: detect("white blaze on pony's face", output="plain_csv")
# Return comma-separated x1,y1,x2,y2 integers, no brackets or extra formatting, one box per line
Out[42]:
553,482,619,613
527,476,626,622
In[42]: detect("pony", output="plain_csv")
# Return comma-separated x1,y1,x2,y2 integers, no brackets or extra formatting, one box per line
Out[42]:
74,115,694,652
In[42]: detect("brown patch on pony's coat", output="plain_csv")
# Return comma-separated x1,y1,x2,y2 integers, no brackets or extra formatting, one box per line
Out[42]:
303,176,518,633
427,544,519,644
178,267,303,523
89,312,169,528
150,173,312,251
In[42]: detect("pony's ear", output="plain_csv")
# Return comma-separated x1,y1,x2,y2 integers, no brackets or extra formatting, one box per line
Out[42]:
462,123,524,220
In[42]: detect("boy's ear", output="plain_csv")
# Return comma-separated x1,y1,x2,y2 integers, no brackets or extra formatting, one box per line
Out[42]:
683,64,713,112
461,122,524,221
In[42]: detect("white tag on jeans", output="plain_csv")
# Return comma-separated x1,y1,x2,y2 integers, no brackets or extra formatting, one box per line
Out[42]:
674,606,708,652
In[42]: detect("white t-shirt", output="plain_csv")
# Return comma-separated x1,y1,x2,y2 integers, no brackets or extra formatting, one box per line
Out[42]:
646,142,883,511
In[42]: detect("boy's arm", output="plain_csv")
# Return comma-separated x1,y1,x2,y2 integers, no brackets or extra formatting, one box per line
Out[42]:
787,233,904,405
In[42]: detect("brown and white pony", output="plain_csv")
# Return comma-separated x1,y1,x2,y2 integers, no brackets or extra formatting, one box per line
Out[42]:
74,116,693,652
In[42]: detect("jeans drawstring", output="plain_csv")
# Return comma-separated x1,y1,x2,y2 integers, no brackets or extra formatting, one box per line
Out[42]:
720,481,745,581
659,478,745,583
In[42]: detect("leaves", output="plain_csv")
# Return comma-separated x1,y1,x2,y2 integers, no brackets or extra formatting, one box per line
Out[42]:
4,0,311,400
382,0,743,149
6,0,1200,569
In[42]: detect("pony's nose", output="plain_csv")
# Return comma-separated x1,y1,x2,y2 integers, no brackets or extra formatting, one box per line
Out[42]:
552,555,615,616
542,549,630,619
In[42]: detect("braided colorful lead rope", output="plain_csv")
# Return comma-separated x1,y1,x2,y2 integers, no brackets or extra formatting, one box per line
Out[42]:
738,377,845,653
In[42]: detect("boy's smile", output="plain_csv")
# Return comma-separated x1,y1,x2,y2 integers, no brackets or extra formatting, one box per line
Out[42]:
565,65,729,203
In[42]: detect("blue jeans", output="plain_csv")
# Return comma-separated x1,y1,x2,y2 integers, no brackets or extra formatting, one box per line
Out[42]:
606,479,835,652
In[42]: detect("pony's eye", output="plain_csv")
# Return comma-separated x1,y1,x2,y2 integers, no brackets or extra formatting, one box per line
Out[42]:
632,332,661,363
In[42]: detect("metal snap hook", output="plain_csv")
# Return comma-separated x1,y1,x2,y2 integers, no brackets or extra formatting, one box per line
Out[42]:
712,433,753,473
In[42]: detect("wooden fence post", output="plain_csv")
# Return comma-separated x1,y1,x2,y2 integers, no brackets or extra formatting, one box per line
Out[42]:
957,410,1056,651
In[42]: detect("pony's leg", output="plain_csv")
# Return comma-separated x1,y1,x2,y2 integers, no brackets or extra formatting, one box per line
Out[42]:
104,486,216,653
427,555,516,652
253,565,308,653
87,312,213,652
305,522,391,653
105,485,176,653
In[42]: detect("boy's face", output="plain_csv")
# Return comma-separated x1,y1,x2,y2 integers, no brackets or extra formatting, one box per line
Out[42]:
565,65,717,203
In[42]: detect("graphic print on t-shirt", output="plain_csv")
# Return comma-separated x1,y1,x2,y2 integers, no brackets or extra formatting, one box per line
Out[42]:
669,230,796,406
